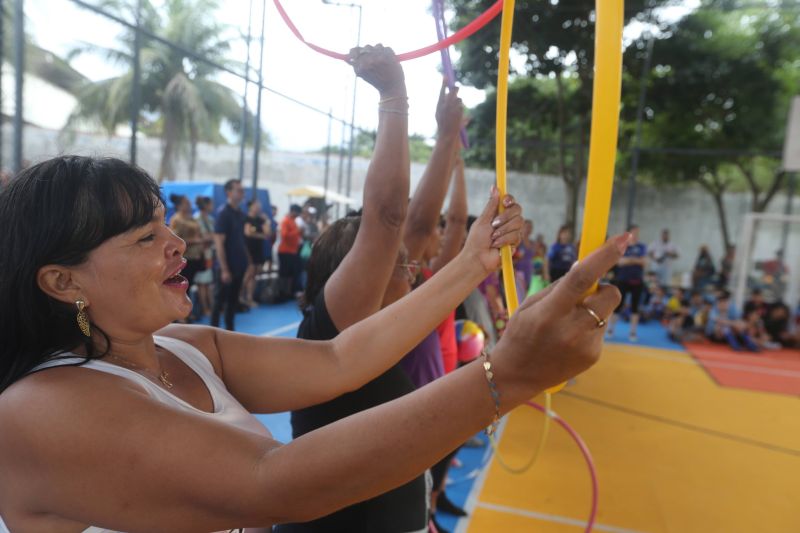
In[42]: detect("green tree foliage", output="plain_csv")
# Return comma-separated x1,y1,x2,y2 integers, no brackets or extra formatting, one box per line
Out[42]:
638,4,799,248
64,0,263,182
1,3,88,97
464,75,582,174
449,0,667,230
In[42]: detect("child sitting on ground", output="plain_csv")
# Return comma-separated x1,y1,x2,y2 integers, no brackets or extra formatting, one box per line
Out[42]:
668,290,706,342
705,291,759,352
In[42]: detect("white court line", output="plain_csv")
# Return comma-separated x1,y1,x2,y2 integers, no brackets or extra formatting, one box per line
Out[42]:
474,501,649,533
617,346,800,379
259,321,301,337
454,418,649,533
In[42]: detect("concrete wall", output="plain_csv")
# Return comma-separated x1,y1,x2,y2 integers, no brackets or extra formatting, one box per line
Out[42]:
7,125,796,282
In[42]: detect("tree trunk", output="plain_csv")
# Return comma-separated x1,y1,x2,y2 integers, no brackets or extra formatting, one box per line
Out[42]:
711,191,731,250
698,175,731,250
158,113,179,183
736,160,786,213
756,170,786,212
158,138,175,183
189,121,199,182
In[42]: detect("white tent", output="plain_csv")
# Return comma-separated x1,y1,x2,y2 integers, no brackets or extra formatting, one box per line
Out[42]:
286,185,355,205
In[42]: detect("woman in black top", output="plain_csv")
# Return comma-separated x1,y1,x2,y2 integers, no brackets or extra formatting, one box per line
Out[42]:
243,199,271,307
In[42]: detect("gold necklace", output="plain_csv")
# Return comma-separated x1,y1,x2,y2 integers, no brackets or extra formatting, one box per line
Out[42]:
105,351,174,389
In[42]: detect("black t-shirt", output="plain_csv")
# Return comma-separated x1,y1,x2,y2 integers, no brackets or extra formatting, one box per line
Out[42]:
275,289,428,533
245,215,266,261
214,203,249,275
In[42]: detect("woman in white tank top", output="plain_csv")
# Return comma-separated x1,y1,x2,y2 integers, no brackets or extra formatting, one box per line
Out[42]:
0,53,623,532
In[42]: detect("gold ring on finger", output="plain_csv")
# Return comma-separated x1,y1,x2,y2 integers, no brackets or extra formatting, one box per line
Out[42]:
581,304,606,329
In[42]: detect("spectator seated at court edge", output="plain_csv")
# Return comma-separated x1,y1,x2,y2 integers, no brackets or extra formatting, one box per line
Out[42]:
744,288,768,319
763,301,791,347
668,290,707,342
745,309,781,351
642,284,667,323
705,291,760,352
665,287,686,322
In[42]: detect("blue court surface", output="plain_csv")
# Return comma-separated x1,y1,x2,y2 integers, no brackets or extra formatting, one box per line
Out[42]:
195,301,302,443
604,319,684,351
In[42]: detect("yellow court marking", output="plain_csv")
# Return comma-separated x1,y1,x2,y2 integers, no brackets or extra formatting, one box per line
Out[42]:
467,343,800,533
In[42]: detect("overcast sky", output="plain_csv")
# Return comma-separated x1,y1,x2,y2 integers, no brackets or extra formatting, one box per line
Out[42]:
26,0,697,151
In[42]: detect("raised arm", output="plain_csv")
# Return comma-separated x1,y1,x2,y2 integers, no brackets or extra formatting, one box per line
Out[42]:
176,191,523,414
403,82,463,261
4,233,627,531
430,153,468,273
323,45,409,330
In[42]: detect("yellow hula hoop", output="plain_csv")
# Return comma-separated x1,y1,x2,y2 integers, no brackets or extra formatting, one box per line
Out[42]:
577,0,625,271
492,0,625,474
491,0,550,475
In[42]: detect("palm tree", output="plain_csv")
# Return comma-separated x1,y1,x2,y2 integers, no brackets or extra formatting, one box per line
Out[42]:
1,3,89,102
65,0,261,181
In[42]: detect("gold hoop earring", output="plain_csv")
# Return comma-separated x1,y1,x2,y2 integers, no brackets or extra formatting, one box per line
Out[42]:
76,300,91,337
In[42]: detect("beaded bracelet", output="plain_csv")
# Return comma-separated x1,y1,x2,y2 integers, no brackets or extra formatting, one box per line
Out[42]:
378,107,409,116
378,95,409,105
481,349,501,436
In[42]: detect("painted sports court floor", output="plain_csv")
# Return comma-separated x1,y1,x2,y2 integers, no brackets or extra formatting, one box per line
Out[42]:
222,305,800,533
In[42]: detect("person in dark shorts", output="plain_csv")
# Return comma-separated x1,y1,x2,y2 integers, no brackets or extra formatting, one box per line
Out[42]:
609,224,647,342
242,199,271,307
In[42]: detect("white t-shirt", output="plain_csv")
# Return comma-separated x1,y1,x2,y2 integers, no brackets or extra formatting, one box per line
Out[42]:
649,240,679,264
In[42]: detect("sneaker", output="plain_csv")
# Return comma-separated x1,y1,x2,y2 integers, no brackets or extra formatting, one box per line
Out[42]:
628,333,638,342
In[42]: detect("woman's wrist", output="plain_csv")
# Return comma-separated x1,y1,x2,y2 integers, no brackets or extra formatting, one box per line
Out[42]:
379,87,407,100
488,339,545,411
451,251,491,286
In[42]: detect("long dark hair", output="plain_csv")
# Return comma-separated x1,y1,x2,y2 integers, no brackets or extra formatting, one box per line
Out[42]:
301,215,361,309
0,156,162,392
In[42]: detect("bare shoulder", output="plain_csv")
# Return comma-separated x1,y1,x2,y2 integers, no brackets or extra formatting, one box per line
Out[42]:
0,361,280,529
156,323,223,375
0,365,150,452
0,367,150,511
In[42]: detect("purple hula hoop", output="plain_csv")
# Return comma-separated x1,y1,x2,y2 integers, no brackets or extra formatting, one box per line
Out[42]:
433,0,470,148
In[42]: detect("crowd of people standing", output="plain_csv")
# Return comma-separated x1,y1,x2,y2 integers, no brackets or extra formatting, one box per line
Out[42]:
164,184,326,332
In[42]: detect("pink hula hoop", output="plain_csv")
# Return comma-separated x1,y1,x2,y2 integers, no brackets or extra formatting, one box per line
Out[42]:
272,0,503,62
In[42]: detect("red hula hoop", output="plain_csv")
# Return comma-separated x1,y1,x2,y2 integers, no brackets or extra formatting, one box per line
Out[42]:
272,0,503,62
